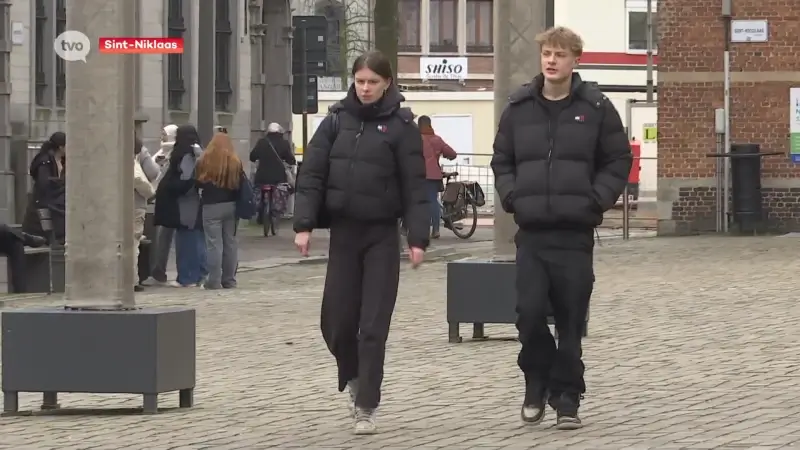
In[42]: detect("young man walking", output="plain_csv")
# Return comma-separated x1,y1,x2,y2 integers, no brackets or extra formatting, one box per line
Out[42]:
490,27,632,429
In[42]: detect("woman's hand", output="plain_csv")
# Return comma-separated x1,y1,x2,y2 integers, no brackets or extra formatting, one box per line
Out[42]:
408,246,425,268
295,231,311,256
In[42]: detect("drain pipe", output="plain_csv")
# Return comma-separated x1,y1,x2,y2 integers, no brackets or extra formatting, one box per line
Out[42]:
721,0,732,232
645,0,654,102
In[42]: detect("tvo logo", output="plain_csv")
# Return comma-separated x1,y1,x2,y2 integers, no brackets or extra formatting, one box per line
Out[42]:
54,30,91,62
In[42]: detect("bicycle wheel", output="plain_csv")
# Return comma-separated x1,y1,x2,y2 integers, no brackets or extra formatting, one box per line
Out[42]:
262,198,272,237
270,206,279,236
451,201,478,239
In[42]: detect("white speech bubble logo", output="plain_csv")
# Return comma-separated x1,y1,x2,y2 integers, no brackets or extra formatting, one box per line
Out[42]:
54,30,91,62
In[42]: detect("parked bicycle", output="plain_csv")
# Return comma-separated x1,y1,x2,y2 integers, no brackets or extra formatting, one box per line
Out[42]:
439,171,480,239
400,171,484,240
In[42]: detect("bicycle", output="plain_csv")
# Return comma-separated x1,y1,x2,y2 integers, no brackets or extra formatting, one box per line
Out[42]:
259,184,280,237
440,171,478,239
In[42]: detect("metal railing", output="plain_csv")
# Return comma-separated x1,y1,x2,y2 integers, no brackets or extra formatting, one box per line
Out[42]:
620,156,658,240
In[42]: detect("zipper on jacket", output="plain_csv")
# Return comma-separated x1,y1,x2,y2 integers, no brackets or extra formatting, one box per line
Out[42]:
346,121,365,209
546,119,554,214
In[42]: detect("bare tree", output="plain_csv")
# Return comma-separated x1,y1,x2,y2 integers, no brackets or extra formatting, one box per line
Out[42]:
373,0,398,74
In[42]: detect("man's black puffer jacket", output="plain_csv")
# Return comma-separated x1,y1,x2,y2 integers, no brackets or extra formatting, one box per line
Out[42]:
293,85,430,250
491,73,632,230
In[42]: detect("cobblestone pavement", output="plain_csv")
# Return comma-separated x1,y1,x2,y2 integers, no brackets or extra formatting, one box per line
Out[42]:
3,235,800,449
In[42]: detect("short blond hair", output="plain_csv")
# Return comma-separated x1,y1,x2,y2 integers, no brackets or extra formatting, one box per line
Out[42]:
535,26,584,57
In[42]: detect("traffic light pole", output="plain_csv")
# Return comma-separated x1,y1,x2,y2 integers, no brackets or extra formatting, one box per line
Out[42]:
300,26,309,153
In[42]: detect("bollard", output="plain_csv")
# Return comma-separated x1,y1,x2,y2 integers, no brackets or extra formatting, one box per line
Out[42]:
622,185,630,240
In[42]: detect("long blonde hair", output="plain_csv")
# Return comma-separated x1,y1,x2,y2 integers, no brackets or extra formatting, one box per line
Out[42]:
196,132,242,190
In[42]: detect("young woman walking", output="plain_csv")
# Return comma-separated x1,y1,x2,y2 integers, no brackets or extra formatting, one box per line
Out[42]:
293,50,430,435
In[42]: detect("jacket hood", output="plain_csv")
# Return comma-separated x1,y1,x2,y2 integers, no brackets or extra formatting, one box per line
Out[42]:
508,73,594,104
332,83,406,119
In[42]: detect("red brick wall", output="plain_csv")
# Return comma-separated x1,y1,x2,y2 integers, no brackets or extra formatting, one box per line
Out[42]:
658,0,800,233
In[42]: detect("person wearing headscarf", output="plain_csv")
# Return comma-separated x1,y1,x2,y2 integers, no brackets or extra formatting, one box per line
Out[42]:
153,124,206,287
147,124,179,285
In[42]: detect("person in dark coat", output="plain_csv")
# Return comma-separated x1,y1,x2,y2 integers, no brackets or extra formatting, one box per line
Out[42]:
153,124,206,287
292,50,429,436
0,223,47,292
22,131,66,244
249,123,296,186
491,27,632,430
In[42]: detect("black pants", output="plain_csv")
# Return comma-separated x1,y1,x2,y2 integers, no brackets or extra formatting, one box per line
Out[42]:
321,218,400,410
515,228,594,395
0,225,27,292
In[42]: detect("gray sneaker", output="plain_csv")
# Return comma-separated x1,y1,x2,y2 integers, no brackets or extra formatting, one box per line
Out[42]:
353,407,377,435
346,379,359,417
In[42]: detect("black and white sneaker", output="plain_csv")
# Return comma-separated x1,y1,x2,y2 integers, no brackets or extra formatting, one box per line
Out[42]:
520,380,548,424
552,393,583,430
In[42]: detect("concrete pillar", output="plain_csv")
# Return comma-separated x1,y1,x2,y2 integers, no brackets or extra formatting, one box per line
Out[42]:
493,0,550,257
249,0,267,159
263,0,292,137
197,7,215,146
65,0,136,308
0,0,12,224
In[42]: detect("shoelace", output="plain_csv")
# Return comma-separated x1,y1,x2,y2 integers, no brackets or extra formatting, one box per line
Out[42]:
355,408,375,422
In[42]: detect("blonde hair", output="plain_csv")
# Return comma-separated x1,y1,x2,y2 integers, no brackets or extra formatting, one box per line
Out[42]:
196,133,242,190
535,26,584,57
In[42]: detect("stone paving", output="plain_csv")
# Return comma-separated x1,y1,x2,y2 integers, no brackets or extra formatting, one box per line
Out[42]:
2,235,800,449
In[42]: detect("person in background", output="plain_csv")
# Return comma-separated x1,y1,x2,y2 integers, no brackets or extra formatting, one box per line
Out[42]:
0,224,47,293
23,131,66,244
195,132,242,290
154,124,206,287
417,115,457,239
133,137,156,292
293,50,429,435
146,124,178,286
250,123,297,225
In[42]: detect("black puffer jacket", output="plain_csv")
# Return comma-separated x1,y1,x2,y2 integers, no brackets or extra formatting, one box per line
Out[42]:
293,85,430,250
491,73,632,230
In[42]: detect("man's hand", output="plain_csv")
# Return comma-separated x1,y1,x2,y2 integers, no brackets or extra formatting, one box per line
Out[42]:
294,231,311,256
408,246,425,268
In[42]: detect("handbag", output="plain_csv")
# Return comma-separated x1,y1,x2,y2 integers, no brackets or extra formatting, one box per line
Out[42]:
266,140,296,187
236,171,256,220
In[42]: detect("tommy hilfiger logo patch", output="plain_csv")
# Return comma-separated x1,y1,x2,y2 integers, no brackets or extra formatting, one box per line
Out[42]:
377,124,387,133
574,115,585,123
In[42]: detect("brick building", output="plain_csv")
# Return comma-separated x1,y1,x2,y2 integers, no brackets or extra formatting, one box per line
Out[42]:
658,0,800,234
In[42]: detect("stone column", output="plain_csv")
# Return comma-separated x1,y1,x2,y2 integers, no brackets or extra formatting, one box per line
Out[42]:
196,6,215,146
263,0,292,137
493,0,550,257
0,0,11,224
65,0,136,308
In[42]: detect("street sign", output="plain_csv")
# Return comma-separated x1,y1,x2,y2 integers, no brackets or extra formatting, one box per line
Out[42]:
292,16,328,76
731,19,768,43
292,75,318,115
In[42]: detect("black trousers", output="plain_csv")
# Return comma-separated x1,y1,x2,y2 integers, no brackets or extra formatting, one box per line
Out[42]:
321,218,400,410
0,225,27,292
515,228,594,395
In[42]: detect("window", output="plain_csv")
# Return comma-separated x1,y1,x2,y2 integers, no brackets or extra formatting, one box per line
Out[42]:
466,0,492,53
167,0,187,110
215,0,233,111
627,7,658,52
430,0,458,52
55,0,66,107
34,0,48,106
398,0,421,52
